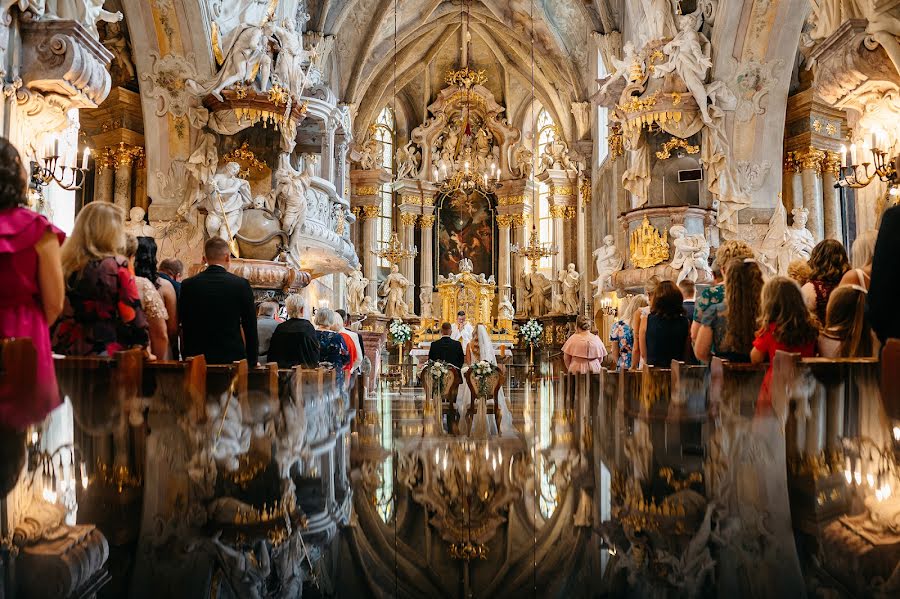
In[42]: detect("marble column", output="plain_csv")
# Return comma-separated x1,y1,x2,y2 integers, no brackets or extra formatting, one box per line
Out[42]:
799,147,826,241
550,205,567,298
399,212,418,310
513,215,527,314
336,140,349,199
93,148,114,203
419,213,435,315
113,143,137,213
576,176,589,314
350,168,392,305
822,152,843,241
361,206,380,302
497,216,512,301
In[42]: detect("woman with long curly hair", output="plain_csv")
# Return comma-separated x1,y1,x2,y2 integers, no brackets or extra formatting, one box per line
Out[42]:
0,138,65,429
818,286,878,358
690,239,755,341
693,258,763,363
751,277,819,412
801,239,850,324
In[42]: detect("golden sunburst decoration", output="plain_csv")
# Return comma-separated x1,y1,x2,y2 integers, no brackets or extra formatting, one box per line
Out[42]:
268,83,289,107
445,66,487,89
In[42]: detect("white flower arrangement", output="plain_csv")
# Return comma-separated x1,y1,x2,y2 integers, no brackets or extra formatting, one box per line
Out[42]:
424,360,452,395
469,360,499,398
519,318,543,346
388,319,412,345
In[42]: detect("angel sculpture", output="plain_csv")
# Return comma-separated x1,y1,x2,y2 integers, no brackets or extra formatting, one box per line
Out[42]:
595,41,637,100
187,23,272,101
267,18,308,97
653,9,713,124
352,130,381,171
512,143,534,178
270,155,309,238
669,226,713,284
395,141,420,180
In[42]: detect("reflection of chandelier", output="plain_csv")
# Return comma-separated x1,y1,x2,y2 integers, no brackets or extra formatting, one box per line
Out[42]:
511,226,558,273
370,230,417,267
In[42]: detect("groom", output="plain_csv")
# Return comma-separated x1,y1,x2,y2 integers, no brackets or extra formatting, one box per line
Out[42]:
450,310,474,352
428,322,464,369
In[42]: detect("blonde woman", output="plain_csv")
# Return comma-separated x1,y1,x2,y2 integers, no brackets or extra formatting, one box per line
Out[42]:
51,203,149,356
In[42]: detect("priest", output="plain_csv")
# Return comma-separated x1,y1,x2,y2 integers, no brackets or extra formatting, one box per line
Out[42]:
450,310,474,352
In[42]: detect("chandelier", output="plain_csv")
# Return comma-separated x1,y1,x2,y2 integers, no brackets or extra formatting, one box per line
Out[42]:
511,226,557,272
371,230,416,267
836,132,899,189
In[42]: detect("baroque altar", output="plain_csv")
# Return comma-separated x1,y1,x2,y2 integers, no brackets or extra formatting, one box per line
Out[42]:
435,258,495,329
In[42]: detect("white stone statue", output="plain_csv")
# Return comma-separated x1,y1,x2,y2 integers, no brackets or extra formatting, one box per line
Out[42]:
362,295,378,315
512,143,533,178
351,128,381,170
785,207,816,262
757,202,791,277
43,0,122,40
623,135,651,208
1,0,44,20
653,9,713,124
592,235,624,297
270,154,309,237
347,267,369,316
419,288,434,320
188,24,272,101
559,263,581,315
124,206,158,238
669,225,713,284
638,0,678,45
200,162,253,242
267,18,308,96
498,296,514,322
540,136,575,171
379,264,410,319
395,140,420,180
524,271,550,317
101,20,135,82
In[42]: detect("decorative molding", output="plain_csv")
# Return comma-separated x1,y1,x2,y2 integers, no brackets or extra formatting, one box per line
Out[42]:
497,194,526,206
223,142,268,174
140,52,200,118
548,185,575,198
734,160,772,195
630,217,669,269
114,143,143,168
783,151,799,173
496,214,513,228
418,214,435,228
655,137,700,160
549,205,576,219
724,56,785,122
580,178,591,204
398,212,418,227
511,214,526,227
822,151,842,176
796,147,827,172
354,186,379,196
444,66,487,88
360,205,380,219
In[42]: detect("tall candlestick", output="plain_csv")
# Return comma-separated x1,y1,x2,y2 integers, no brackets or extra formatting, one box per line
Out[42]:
81,147,89,170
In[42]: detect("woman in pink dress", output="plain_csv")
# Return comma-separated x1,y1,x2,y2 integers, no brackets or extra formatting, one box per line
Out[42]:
562,316,608,374
0,138,65,430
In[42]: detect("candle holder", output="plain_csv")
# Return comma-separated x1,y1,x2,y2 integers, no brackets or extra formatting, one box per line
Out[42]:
31,153,88,193
835,142,899,189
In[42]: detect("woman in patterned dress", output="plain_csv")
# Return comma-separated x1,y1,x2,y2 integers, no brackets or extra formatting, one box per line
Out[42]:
124,234,168,359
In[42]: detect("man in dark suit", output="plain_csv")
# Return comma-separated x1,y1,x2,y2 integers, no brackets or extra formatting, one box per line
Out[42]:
179,237,258,365
428,322,465,369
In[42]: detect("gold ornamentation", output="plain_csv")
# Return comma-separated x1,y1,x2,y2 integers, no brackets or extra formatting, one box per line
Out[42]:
617,92,658,114
399,194,421,206
812,119,822,133
371,230,416,266
608,122,624,158
797,146,827,172
496,214,513,228
267,83,289,107
94,146,116,171
114,143,143,168
449,542,488,561
548,185,575,197
354,186,379,196
548,205,576,219
823,151,842,176
783,151,798,173
335,210,346,235
233,83,248,99
630,217,669,268
351,206,362,219
399,212,419,227
445,66,487,89
361,205,381,219
223,142,268,173
655,137,700,160
825,122,837,136
211,22,224,65
580,178,591,204
418,214,435,228
511,214,526,227
497,194,526,206
670,92,682,106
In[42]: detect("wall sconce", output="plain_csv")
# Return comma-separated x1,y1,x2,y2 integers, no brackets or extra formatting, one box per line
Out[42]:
836,134,898,189
30,146,90,193
599,297,617,317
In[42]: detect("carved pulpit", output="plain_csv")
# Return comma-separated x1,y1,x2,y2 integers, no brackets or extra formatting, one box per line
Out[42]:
435,258,495,328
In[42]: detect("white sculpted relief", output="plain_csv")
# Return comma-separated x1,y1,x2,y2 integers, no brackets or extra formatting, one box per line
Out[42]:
592,235,624,297
559,263,581,315
540,136,575,172
512,143,533,178
653,9,713,124
42,0,123,40
268,18,308,97
347,267,369,316
786,208,816,261
350,127,381,170
270,155,309,238
379,264,411,319
188,23,272,101
638,0,677,44
200,162,253,242
669,225,713,284
395,140,420,180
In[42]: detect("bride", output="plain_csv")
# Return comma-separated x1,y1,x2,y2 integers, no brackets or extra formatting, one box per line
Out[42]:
455,324,516,437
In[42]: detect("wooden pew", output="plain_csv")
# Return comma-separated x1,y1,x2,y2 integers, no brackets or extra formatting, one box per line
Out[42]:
709,358,766,418
142,357,207,422
881,338,900,422
670,361,707,417
619,369,642,416
464,365,506,434
640,366,671,418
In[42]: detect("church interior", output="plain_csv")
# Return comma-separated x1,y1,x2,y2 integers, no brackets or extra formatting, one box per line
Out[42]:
2,0,900,597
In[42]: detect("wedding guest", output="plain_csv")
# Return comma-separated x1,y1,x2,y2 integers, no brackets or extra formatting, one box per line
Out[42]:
751,277,818,413
135,236,177,344
267,294,319,369
634,276,660,369
428,322,465,370
336,309,364,373
694,258,763,363
158,258,183,298
869,205,900,343
839,229,877,290
52,203,149,357
801,239,850,324
787,260,812,288
691,240,755,340
818,285,878,358
124,234,168,360
678,279,696,321
0,138,65,429
256,301,279,363
610,296,638,370
313,307,349,369
562,316,608,374
331,309,358,373
643,280,690,367
179,237,257,365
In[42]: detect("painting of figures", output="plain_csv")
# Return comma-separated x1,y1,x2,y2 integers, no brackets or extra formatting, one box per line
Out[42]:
437,192,495,278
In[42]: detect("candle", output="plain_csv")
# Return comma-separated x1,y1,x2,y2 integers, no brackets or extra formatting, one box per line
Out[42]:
871,132,877,150
850,143,857,165
53,138,59,159
840,144,847,168
81,147,89,170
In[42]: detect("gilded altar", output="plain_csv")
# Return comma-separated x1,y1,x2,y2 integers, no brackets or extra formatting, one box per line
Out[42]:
435,259,495,328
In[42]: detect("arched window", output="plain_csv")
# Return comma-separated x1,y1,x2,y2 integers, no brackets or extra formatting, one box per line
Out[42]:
535,108,557,272
373,107,395,266
596,49,609,166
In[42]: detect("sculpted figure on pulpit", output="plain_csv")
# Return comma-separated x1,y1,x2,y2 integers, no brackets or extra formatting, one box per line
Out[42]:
653,9,713,124
379,264,410,319
200,162,253,243
347,267,369,316
270,154,309,238
351,128,381,171
638,0,677,44
188,23,272,101
669,225,713,284
593,235,624,297
268,18,308,96
42,0,123,40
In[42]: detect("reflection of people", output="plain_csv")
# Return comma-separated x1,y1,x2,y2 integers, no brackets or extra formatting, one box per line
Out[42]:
451,310,474,352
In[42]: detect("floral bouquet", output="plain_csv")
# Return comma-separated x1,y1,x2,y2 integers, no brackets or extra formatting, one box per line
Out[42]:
388,319,412,346
423,359,452,395
470,360,499,398
519,318,543,347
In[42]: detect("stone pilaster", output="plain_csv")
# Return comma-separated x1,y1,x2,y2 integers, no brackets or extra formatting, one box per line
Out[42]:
798,147,826,241
783,151,802,216
350,168,392,302
93,146,115,203
496,178,534,313
822,152,843,241
496,215,513,302
113,143,142,213
398,211,418,309
321,121,336,182
538,169,577,299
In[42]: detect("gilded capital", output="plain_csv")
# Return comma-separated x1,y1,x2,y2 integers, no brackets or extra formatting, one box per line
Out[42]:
580,178,592,204
418,214,435,228
354,185,379,197
548,185,575,198
797,147,826,172
783,151,799,173
497,194,526,206
511,214,526,227
114,142,142,168
549,205,576,219
823,151,842,176
399,212,419,227
496,214,513,228
361,205,381,219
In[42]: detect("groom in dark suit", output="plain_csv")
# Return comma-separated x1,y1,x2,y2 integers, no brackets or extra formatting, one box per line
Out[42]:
428,322,465,369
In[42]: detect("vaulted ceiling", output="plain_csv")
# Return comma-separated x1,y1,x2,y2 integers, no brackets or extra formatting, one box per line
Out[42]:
306,0,616,140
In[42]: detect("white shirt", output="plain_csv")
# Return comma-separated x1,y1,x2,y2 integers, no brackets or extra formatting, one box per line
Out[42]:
451,322,474,351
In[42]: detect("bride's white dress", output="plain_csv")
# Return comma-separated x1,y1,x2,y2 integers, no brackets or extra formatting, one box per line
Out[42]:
455,325,516,437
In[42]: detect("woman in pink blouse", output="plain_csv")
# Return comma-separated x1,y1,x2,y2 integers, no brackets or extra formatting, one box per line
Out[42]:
562,316,608,374
0,138,65,429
